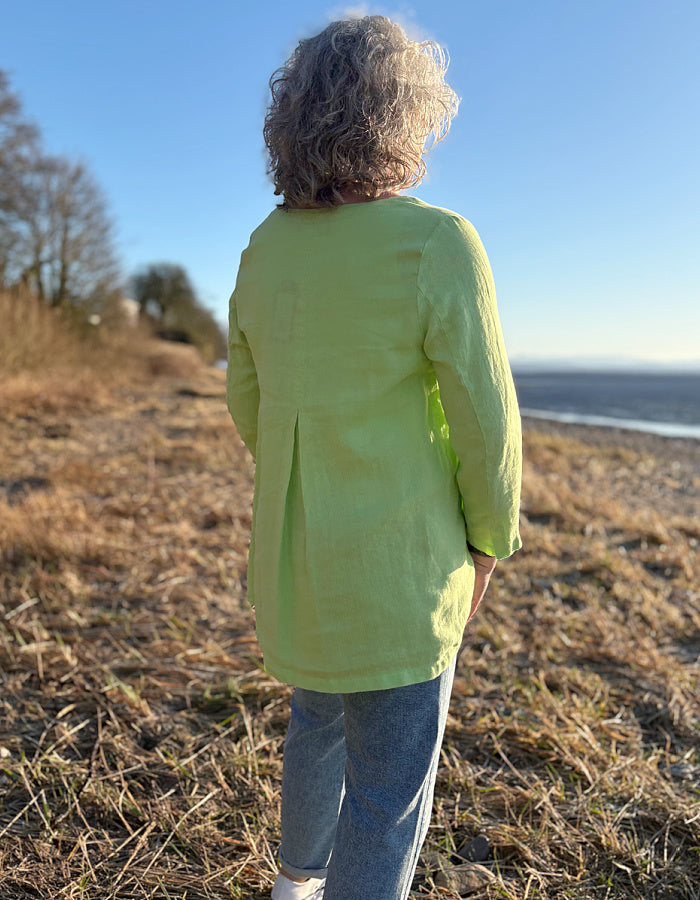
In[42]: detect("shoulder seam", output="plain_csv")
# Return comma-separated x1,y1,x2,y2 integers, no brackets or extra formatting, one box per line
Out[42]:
416,216,450,322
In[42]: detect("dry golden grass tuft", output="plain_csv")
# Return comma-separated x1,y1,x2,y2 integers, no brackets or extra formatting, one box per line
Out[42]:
0,332,698,897
0,289,209,420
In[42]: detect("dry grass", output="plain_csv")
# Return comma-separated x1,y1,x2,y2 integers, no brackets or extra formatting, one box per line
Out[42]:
0,290,204,419
0,339,698,897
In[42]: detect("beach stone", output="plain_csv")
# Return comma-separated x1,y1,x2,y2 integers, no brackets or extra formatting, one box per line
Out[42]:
435,863,496,895
668,762,700,782
44,422,71,439
0,476,49,505
456,834,490,862
419,849,445,871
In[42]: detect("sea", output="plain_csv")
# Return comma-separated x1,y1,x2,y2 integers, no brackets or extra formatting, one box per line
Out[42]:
512,370,700,440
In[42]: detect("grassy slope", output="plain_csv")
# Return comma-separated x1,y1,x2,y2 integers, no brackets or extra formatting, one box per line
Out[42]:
0,352,698,898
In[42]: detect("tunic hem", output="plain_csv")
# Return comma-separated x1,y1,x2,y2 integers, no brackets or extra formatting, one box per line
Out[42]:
261,645,461,694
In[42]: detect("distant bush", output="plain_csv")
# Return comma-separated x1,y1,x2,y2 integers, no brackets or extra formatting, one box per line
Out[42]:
131,263,227,364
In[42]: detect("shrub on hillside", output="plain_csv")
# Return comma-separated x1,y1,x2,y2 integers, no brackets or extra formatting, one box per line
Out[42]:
132,263,226,364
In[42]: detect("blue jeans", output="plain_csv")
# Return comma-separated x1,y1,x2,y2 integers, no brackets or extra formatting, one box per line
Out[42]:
278,656,457,900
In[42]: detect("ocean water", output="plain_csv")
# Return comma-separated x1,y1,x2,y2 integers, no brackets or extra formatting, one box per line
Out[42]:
512,371,700,439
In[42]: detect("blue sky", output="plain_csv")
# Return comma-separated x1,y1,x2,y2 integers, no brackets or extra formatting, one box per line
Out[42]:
3,0,699,364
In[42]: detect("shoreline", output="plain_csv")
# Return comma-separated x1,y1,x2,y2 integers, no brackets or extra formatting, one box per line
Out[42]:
520,407,700,440
522,413,700,466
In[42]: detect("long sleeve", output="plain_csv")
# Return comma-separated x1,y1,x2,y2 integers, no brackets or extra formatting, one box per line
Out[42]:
227,290,259,457
418,215,522,559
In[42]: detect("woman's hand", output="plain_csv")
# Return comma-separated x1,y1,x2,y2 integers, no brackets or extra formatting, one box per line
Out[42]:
467,544,497,622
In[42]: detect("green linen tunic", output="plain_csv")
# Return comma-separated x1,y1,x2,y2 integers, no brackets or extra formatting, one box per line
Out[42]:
227,195,522,693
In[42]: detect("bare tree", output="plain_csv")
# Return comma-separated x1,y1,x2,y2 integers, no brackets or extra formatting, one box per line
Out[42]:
0,69,120,308
0,70,40,286
35,156,119,307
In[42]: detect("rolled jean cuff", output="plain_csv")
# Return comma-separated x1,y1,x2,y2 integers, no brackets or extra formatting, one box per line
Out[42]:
279,851,328,881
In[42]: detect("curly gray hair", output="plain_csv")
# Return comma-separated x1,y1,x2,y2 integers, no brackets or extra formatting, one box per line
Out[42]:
264,16,459,209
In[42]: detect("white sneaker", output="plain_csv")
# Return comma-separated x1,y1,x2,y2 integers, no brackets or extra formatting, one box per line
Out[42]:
271,872,325,900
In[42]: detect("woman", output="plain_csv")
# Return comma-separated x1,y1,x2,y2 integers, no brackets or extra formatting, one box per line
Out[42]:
227,15,522,900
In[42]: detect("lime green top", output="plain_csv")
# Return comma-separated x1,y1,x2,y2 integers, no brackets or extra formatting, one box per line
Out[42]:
227,196,522,693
